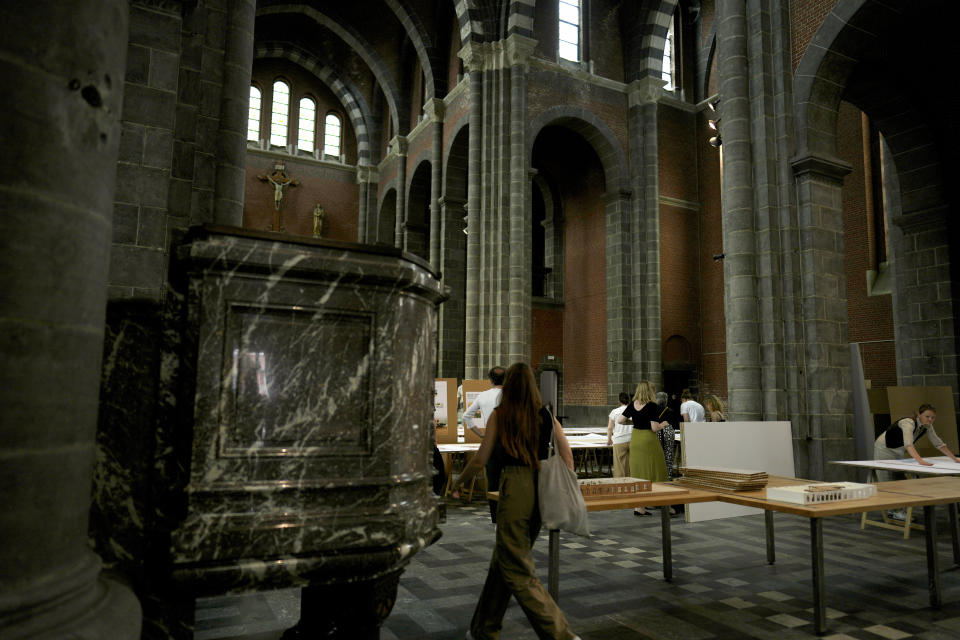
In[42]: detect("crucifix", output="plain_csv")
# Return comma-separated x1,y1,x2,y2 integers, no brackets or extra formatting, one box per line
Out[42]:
258,161,299,232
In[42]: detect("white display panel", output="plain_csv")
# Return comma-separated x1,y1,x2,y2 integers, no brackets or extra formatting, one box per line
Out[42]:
682,421,794,522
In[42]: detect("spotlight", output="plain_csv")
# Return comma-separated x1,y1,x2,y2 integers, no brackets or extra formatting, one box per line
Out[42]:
707,98,719,113
709,135,722,148
708,119,719,131
712,253,725,262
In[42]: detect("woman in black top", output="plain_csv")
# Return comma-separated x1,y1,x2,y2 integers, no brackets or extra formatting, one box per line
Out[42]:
617,380,669,515
454,362,580,640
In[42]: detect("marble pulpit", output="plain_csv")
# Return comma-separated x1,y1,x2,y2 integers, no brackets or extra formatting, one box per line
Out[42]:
94,226,446,638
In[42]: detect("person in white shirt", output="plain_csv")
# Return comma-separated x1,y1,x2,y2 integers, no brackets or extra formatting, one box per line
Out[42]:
463,371,504,438
462,366,505,522
606,392,632,478
680,388,705,422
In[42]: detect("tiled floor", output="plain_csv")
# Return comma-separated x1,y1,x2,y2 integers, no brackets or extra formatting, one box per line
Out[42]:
196,501,960,639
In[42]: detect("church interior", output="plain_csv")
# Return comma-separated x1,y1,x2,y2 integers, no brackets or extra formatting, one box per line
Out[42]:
2,0,959,637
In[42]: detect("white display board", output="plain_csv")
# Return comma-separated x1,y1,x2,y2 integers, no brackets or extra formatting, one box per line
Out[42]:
682,421,794,522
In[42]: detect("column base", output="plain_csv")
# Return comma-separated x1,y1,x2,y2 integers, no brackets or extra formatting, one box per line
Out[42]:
1,575,141,640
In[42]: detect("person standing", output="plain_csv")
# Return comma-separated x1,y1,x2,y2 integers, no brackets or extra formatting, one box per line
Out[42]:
703,394,726,422
680,388,705,422
654,391,678,479
606,392,632,478
453,363,581,640
462,366,505,522
617,381,669,515
874,403,960,520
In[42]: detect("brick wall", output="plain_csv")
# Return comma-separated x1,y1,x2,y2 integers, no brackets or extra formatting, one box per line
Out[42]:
243,154,359,241
557,147,607,407
658,105,702,393
836,101,896,389
697,109,726,401
790,0,839,70
527,69,629,153
531,306,564,367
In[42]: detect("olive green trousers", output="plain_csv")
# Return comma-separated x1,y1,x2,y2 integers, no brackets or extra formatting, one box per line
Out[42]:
469,465,577,640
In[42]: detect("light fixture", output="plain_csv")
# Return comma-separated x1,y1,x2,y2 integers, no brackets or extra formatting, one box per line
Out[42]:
706,97,721,148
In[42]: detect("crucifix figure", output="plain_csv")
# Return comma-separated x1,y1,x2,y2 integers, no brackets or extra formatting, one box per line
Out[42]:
258,161,299,232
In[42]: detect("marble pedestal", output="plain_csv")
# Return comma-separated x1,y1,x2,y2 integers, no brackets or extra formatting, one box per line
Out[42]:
140,227,446,637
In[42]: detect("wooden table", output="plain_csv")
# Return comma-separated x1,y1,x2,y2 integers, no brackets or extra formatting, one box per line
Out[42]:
491,475,960,635
710,475,960,634
489,483,718,600
831,457,960,538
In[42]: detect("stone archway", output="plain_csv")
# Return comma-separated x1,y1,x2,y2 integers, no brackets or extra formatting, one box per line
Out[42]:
794,0,960,409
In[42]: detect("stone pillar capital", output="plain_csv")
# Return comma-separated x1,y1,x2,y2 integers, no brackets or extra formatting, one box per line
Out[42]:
356,165,378,184
438,195,466,208
790,152,852,183
458,42,486,73
390,135,408,157
422,98,445,123
506,34,538,67
628,77,667,107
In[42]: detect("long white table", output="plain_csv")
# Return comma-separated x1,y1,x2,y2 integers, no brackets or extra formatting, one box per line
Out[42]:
833,455,960,476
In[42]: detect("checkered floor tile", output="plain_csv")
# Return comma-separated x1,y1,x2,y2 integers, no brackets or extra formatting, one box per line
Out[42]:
195,500,960,639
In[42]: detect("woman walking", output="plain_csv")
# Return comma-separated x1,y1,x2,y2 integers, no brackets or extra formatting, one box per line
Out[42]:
453,362,581,640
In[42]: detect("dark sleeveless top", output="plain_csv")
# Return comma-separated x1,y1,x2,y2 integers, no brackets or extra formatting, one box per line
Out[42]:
621,401,662,430
491,407,553,467
883,416,926,449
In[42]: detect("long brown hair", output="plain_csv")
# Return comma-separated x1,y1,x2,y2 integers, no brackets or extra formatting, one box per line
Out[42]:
495,362,542,469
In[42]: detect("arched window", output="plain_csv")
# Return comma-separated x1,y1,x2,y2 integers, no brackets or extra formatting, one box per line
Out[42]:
270,80,290,148
297,96,316,153
558,0,581,62
247,86,262,142
662,12,676,91
323,112,342,158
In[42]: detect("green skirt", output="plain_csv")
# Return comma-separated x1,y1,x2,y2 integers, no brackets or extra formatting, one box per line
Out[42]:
628,429,668,482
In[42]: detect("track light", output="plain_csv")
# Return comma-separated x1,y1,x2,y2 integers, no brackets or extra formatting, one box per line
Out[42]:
709,135,722,148
708,119,719,131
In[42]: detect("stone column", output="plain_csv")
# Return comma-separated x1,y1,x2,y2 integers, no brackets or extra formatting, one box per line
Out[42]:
506,35,537,363
213,0,256,226
626,77,665,385
393,135,408,249
356,165,377,243
604,187,635,400
437,196,467,378
424,98,445,271
890,206,960,395
791,154,854,477
716,0,762,419
462,44,483,378
0,1,141,637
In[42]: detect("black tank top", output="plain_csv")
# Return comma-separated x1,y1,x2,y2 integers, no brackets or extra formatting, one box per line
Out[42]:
491,407,553,467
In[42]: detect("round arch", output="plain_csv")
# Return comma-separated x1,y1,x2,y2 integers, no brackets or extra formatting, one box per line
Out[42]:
254,42,374,164
525,106,628,196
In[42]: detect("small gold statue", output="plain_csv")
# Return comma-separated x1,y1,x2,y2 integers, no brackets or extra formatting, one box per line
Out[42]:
312,204,325,238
